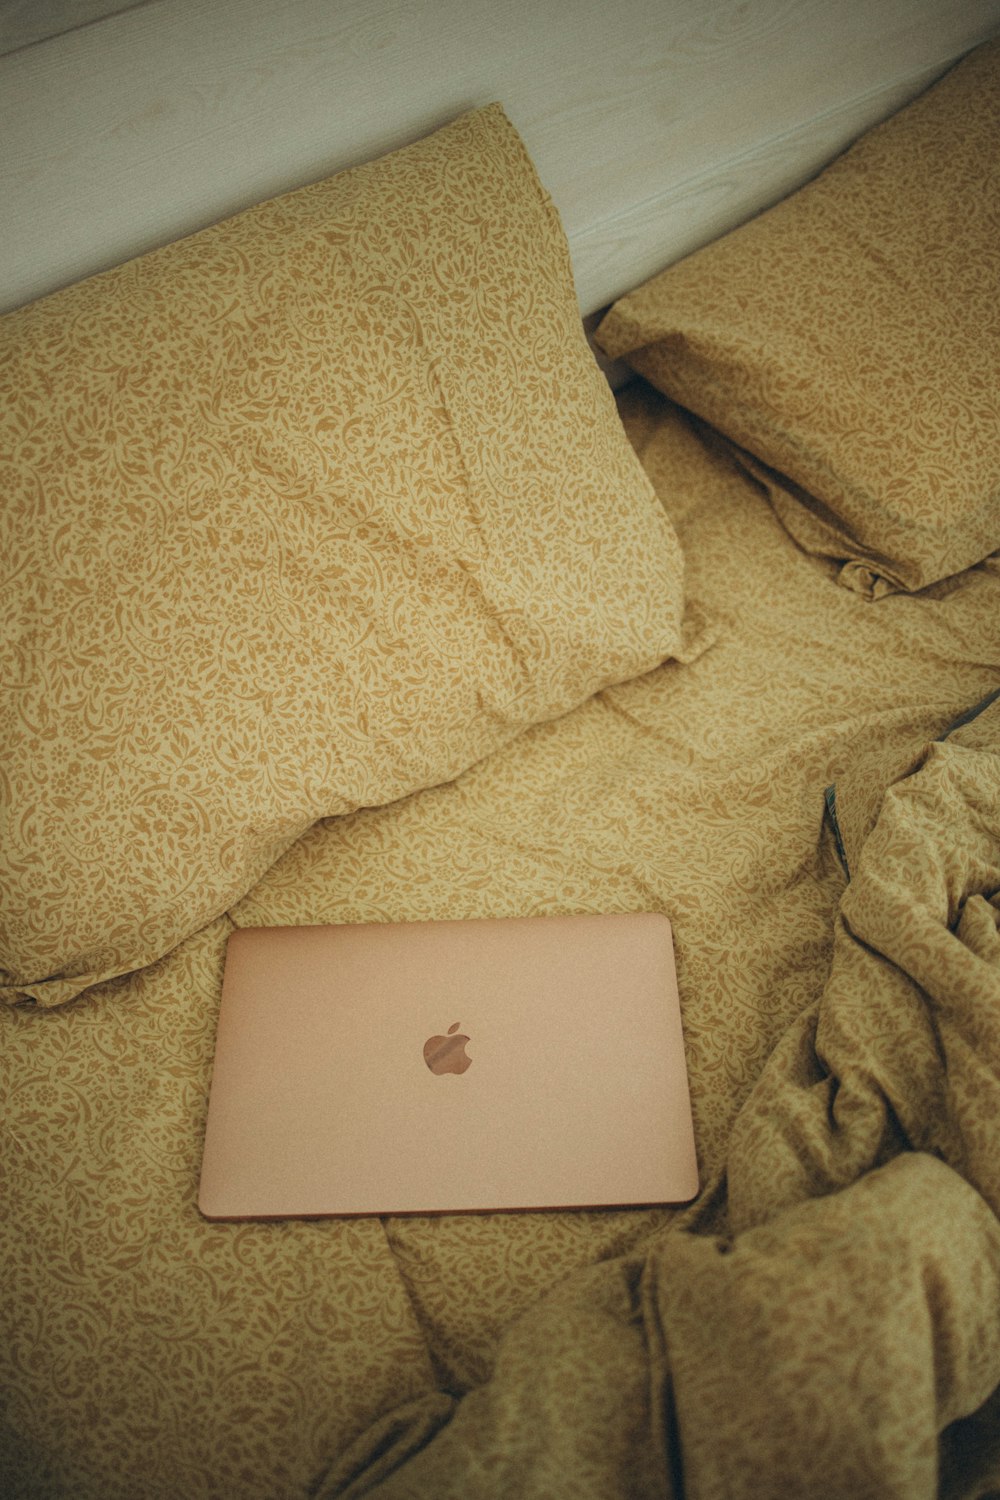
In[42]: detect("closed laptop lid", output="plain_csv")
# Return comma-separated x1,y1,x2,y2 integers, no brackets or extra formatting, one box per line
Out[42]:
198,911,698,1219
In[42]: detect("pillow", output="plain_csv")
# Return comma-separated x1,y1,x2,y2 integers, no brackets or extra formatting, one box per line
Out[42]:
597,40,1000,598
0,104,687,1007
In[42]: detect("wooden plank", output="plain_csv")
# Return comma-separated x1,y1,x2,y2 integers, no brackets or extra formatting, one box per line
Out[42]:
1,0,998,314
0,0,151,56
570,60,955,311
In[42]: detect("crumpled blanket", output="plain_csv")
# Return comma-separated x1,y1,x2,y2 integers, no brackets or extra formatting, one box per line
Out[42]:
319,701,1000,1500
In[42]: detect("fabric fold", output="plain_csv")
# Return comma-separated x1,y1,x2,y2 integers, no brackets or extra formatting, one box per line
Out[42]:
323,684,1000,1499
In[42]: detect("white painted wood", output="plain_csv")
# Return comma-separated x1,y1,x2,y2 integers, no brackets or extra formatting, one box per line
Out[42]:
1,0,998,316
569,58,956,313
0,0,150,55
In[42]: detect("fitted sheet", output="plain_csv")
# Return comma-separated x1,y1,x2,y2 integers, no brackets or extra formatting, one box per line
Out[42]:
3,381,999,1499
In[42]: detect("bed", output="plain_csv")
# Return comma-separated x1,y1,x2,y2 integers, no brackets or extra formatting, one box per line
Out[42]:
2,3,1000,1496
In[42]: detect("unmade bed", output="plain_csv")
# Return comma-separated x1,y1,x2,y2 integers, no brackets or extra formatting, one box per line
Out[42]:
2,17,1000,1500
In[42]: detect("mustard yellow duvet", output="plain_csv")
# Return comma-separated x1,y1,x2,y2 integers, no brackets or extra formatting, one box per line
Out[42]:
3,382,1000,1498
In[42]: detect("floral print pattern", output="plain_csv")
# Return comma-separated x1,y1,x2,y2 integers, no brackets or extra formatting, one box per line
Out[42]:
597,40,1000,597
0,105,685,1006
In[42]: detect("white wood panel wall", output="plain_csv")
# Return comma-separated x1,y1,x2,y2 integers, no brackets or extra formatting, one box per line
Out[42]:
2,0,999,315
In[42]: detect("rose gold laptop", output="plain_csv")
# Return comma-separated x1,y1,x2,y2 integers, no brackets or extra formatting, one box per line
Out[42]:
198,911,698,1218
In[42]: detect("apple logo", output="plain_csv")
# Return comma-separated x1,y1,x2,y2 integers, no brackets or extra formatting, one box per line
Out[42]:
423,1021,472,1076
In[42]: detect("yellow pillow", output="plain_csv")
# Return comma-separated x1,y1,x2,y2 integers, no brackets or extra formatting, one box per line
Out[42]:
597,40,1000,597
0,104,686,1007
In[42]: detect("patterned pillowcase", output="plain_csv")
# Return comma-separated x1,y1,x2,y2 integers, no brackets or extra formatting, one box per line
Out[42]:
597,39,1000,598
0,104,687,1007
